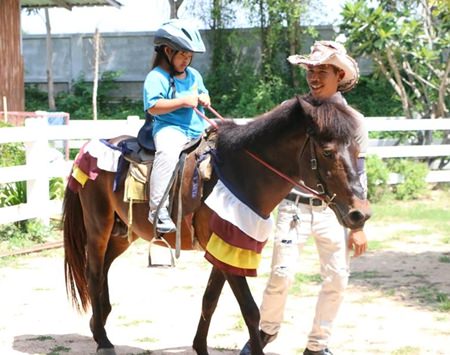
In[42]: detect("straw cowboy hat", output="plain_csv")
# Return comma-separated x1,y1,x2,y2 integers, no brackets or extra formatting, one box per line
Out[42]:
288,40,360,93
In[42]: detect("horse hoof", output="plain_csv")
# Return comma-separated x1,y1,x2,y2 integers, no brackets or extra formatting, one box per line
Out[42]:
97,348,117,355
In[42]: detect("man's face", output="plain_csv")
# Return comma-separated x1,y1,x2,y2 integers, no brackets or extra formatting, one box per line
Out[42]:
306,64,344,100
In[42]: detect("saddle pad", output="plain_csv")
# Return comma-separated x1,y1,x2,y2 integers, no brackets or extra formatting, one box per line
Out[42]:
205,180,273,242
204,180,273,277
124,162,150,202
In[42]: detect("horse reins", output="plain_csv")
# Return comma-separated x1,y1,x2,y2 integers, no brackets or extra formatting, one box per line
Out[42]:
193,106,336,205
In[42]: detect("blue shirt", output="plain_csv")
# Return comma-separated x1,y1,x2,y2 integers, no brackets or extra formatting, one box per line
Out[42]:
143,66,209,138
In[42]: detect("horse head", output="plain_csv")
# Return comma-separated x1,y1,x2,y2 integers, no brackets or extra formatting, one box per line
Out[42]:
298,97,372,229
213,95,371,230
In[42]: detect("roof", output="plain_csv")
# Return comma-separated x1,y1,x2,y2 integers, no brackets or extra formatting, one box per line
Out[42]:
21,0,122,10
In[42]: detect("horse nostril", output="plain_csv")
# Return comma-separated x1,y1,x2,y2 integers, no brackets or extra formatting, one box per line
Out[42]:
348,209,365,224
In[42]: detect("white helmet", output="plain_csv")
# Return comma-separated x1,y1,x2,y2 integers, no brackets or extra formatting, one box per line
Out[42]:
154,19,206,53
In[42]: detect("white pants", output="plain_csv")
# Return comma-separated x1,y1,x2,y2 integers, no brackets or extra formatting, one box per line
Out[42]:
260,199,349,352
149,127,190,212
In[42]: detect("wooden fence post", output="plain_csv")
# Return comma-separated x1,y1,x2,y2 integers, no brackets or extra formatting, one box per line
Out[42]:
25,117,50,225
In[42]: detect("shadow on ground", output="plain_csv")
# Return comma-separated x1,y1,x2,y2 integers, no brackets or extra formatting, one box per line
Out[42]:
350,249,450,311
13,333,283,355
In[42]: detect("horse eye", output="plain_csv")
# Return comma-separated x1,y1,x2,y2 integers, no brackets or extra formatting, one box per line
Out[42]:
323,150,334,158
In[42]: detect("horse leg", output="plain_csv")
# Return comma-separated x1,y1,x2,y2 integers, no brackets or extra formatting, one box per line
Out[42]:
91,236,131,328
225,273,264,355
192,266,226,355
79,191,116,353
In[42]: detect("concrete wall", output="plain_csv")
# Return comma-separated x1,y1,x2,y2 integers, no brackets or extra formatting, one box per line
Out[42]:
23,26,373,100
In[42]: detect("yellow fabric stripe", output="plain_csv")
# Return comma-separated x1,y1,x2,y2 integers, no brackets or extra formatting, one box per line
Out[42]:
71,165,89,187
206,233,261,269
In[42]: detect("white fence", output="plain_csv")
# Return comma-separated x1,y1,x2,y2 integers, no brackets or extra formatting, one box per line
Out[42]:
0,116,449,225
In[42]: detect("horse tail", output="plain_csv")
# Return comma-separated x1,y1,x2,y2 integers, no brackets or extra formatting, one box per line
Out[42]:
62,185,90,313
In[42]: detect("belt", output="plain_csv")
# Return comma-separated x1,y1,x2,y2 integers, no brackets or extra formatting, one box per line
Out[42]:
285,193,324,207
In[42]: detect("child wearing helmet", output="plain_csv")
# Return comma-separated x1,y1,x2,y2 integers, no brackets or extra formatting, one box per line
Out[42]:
143,19,211,234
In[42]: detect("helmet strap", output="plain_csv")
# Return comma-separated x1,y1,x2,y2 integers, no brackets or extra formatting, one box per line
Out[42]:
160,46,186,76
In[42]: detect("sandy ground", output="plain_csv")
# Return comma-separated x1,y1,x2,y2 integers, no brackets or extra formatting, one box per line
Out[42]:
0,220,449,355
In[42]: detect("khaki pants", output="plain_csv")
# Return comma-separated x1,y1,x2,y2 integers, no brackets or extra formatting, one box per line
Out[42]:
260,198,349,352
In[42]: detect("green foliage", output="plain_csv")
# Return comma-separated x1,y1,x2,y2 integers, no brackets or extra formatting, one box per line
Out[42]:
49,177,65,200
345,74,402,117
55,74,94,118
0,123,26,167
366,156,429,201
366,155,390,202
205,1,305,117
204,2,404,118
234,75,296,117
0,181,27,207
0,219,50,244
0,123,64,240
25,71,143,120
387,159,428,200
24,84,49,112
340,0,449,119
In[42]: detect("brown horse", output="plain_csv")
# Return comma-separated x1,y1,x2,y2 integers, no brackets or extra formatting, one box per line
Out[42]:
63,95,371,355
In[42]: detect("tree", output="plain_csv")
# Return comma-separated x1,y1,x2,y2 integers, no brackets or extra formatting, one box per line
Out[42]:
245,0,306,84
92,27,102,120
44,9,56,111
340,0,449,121
168,0,185,18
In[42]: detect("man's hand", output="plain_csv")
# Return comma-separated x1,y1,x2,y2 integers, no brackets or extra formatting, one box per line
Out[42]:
348,229,368,257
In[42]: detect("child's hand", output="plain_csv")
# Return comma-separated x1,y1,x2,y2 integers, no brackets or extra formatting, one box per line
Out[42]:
183,94,199,108
198,93,211,107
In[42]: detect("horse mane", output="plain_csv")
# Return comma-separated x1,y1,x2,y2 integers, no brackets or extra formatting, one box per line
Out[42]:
216,95,359,155
306,95,360,144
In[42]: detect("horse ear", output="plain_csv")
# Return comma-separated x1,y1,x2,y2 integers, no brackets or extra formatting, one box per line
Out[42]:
298,97,314,116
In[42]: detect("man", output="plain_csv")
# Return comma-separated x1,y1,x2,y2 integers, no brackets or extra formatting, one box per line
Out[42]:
240,41,369,355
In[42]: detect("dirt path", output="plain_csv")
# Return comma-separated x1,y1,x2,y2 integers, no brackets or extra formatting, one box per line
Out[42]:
0,221,449,355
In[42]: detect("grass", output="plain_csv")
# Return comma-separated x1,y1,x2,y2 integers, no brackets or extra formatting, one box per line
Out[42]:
439,255,450,263
290,273,322,295
416,286,450,311
27,335,54,341
231,316,246,331
0,255,24,267
48,346,71,354
355,293,379,304
119,319,153,327
350,270,381,279
136,337,158,343
367,239,390,250
370,191,450,236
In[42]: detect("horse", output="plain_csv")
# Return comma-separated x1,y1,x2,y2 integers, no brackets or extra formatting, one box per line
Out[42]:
62,95,371,355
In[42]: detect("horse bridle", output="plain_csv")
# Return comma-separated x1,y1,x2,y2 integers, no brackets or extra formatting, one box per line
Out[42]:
193,107,337,206
298,134,337,204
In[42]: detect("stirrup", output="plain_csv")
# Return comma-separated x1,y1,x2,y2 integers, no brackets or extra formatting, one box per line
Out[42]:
148,234,175,268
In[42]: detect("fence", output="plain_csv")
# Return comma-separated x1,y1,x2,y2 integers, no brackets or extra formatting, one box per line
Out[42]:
0,116,449,225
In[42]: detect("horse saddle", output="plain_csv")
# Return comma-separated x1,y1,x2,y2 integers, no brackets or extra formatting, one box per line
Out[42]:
119,115,204,166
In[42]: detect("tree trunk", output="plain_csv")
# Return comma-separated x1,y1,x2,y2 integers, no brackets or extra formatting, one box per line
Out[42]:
287,0,302,89
45,9,56,111
0,0,24,112
92,28,100,121
168,0,184,19
258,0,269,79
